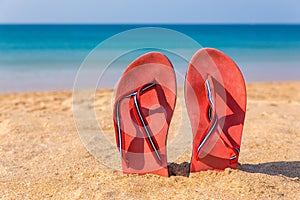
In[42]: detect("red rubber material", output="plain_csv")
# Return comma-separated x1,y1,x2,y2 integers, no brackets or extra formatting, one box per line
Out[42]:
186,48,246,172
113,52,176,177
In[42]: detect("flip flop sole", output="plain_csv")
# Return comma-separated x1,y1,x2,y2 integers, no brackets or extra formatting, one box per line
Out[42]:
113,52,176,177
185,48,246,172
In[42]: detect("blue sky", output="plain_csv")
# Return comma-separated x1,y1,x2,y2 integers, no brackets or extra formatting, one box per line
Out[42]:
0,0,299,24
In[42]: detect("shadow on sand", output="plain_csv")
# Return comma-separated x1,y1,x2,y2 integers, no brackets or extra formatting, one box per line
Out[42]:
239,161,300,179
168,161,300,179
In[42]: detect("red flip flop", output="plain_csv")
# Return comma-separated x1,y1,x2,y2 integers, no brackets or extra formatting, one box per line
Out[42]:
113,52,176,177
185,48,246,172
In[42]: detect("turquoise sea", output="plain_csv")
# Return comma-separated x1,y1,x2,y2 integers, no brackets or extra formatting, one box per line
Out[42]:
0,25,299,93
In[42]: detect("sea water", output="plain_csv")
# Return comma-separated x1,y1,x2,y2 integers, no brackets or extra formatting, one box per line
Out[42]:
0,25,299,93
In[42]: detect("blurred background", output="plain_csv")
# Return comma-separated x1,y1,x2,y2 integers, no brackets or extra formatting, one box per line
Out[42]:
0,0,299,93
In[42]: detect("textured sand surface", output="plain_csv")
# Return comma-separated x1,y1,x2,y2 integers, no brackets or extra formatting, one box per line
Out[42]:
0,82,299,199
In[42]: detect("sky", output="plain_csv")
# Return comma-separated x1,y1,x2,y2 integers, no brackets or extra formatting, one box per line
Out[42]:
0,0,300,24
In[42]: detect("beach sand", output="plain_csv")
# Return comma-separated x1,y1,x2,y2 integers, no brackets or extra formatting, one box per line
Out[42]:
0,82,299,199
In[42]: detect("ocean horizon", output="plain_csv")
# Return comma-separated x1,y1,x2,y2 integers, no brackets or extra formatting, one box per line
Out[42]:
0,24,299,93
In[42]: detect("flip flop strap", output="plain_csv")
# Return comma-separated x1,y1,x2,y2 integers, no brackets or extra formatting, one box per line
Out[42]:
196,77,217,157
197,76,239,161
133,83,162,164
115,82,162,165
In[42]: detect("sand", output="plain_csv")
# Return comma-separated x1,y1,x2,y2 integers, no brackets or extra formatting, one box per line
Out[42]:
0,82,299,199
